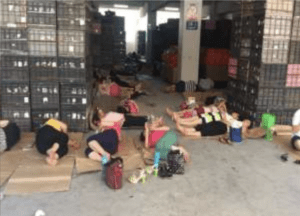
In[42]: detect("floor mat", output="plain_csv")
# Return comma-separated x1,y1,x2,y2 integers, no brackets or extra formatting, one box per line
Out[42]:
273,135,300,160
5,152,74,195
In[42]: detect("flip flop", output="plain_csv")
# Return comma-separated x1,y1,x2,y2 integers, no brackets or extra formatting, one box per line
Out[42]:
219,137,232,145
128,169,146,184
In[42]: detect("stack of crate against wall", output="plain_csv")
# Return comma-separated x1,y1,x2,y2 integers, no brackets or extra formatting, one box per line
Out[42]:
0,0,31,131
228,0,300,125
57,0,90,132
100,14,126,66
27,0,59,131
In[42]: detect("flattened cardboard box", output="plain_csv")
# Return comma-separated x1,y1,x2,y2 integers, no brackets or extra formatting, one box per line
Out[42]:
5,155,74,195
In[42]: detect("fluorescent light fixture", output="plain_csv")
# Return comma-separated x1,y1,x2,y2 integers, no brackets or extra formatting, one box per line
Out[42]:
165,7,179,11
114,4,128,8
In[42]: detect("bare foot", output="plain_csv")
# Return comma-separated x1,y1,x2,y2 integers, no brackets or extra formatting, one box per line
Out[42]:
46,151,58,166
166,107,173,117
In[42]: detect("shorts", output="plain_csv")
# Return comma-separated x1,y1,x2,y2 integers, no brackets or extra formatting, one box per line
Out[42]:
194,106,205,117
86,129,119,155
291,136,300,150
2,122,20,151
195,121,227,137
36,125,69,158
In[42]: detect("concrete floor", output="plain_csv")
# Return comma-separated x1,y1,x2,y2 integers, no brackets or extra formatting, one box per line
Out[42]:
1,78,300,216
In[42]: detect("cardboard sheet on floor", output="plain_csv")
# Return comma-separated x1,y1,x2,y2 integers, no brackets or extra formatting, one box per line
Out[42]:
5,154,74,195
12,132,35,151
0,151,27,186
273,135,300,160
183,91,227,104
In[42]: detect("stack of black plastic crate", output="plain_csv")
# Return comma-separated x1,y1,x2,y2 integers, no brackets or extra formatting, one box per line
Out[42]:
27,0,60,131
89,8,102,68
57,0,90,132
0,0,32,131
228,0,300,125
100,14,126,65
137,31,146,56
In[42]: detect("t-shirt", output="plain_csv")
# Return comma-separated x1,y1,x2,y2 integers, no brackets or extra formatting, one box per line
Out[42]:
45,119,61,131
109,83,122,97
148,130,166,148
292,109,300,137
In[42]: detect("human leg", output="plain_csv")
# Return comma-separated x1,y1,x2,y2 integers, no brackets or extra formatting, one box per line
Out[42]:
291,136,300,151
176,123,201,137
85,147,102,161
175,116,202,127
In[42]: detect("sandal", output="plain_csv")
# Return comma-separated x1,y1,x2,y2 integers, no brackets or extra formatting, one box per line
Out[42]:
219,137,232,145
128,169,147,184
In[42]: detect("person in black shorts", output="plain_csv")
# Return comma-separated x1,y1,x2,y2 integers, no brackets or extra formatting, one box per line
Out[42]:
0,120,21,153
176,113,227,137
35,119,79,166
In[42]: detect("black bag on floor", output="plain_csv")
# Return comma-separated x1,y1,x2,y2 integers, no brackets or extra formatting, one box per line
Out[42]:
167,150,185,175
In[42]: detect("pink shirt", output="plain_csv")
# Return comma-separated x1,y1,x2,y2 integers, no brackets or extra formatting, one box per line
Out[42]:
148,130,166,148
109,83,121,97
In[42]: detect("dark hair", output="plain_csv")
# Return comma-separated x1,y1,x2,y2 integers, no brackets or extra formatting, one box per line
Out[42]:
92,108,101,125
140,131,145,142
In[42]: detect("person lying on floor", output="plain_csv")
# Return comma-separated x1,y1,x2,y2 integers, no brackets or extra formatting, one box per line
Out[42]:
98,78,146,99
166,97,228,125
0,120,21,153
164,80,198,93
35,118,80,166
140,118,190,162
88,106,150,131
291,109,300,150
85,111,125,162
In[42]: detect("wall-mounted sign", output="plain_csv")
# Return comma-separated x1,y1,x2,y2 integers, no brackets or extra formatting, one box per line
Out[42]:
186,20,198,30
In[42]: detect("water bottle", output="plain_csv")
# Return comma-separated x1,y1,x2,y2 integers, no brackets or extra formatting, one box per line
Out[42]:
101,155,108,181
153,152,160,177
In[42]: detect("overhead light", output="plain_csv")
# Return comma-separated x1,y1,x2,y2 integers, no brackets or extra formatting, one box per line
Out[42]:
165,7,179,11
114,4,128,8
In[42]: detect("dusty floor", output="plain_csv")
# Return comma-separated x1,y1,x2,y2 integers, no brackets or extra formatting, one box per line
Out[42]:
1,78,300,216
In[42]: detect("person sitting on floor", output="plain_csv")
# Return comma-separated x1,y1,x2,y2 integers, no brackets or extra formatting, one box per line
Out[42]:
85,111,125,162
35,118,80,166
140,118,190,162
164,80,198,93
291,109,300,150
0,120,21,153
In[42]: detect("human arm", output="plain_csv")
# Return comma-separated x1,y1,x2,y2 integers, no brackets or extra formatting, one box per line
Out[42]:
145,123,149,148
292,110,300,133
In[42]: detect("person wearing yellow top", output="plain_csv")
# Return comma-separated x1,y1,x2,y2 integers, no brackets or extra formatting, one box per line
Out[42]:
35,118,80,166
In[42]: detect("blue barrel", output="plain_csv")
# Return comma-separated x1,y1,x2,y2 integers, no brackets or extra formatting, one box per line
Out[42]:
230,127,242,143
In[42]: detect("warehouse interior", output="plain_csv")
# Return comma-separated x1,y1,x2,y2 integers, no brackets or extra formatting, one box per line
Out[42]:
1,0,300,215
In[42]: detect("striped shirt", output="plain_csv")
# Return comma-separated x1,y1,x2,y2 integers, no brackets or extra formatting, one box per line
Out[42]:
0,128,7,153
185,81,197,92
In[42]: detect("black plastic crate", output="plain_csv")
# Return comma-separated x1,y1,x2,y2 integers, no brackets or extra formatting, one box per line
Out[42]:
28,41,56,57
0,0,27,28
0,40,28,55
0,28,27,40
1,81,30,106
30,81,59,109
27,1,56,26
58,42,85,57
27,28,56,42
0,54,29,81
60,82,88,109
29,56,58,81
31,108,59,131
58,69,87,83
57,2,86,30
289,41,300,64
284,88,300,109
0,105,31,131
61,108,87,132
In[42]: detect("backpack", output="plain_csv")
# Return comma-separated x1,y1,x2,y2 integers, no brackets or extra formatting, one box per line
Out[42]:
167,150,185,175
105,157,123,190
